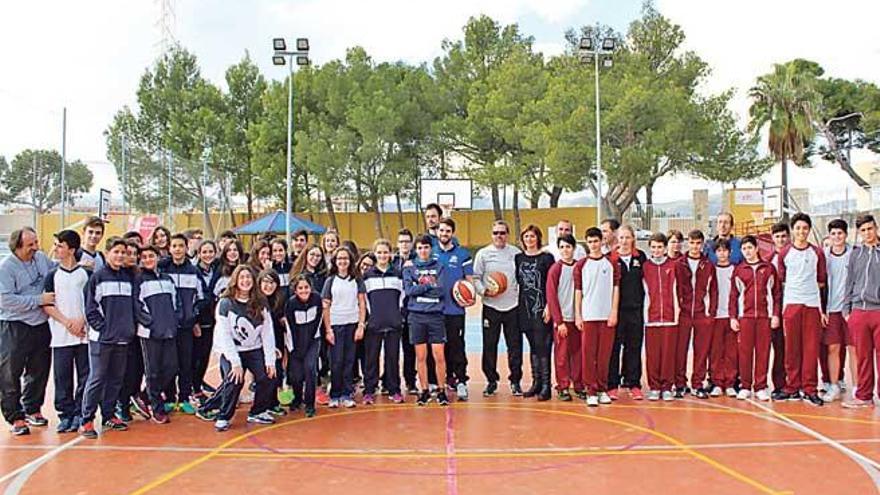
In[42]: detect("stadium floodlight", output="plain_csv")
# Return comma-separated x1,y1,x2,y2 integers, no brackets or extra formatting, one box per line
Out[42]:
602,38,616,51
296,38,310,51
579,37,592,51
273,38,286,51
602,57,613,68
579,54,593,64
272,55,286,66
296,55,310,66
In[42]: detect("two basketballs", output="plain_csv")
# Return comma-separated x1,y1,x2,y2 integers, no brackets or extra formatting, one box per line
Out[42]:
451,272,507,307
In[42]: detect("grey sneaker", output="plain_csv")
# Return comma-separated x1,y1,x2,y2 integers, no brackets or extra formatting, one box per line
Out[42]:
246,412,275,424
214,419,230,431
661,391,674,402
598,392,612,404
646,390,661,401
456,382,469,401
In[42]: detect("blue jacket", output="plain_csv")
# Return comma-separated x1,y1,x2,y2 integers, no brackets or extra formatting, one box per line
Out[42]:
159,257,203,329
285,292,324,358
136,269,181,340
403,257,445,314
704,236,743,265
363,265,403,332
195,260,220,327
84,265,150,344
434,239,473,316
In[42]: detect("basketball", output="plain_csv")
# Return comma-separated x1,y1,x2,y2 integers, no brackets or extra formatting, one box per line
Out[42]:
451,279,476,307
484,271,508,296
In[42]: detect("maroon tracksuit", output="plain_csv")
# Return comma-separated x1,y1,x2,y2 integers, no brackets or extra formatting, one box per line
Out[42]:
546,260,583,392
843,243,880,402
676,254,718,390
643,256,679,392
730,260,781,391
574,255,620,395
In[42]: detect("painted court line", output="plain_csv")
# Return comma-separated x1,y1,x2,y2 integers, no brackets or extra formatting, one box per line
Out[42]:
0,436,82,487
444,406,458,495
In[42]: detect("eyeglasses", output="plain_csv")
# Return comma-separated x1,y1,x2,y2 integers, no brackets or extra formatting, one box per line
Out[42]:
492,231,508,236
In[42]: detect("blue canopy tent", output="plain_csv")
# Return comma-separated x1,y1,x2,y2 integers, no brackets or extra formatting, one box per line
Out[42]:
233,210,327,236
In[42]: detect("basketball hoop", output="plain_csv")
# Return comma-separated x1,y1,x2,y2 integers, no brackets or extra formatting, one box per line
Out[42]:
437,192,455,217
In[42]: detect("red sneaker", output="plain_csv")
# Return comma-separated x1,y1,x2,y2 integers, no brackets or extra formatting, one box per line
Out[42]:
630,387,644,400
81,421,98,439
607,388,619,401
316,388,330,406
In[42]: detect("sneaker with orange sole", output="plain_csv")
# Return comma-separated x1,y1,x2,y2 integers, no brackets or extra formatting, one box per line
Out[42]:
316,388,330,406
607,388,619,401
630,388,644,400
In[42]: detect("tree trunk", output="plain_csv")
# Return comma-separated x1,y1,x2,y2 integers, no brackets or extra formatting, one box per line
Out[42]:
371,195,384,239
642,182,654,229
246,161,254,220
512,183,522,242
820,126,870,187
395,192,405,230
324,192,339,230
548,185,562,208
528,188,540,209
491,184,502,220
780,157,789,222
199,183,215,239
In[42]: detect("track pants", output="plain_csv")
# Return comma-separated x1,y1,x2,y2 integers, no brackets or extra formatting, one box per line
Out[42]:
481,306,522,384
646,325,677,392
120,338,144,404
771,328,786,392
554,322,583,392
737,318,771,391
81,342,128,423
581,321,615,394
782,304,821,396
445,315,468,385
53,344,89,420
364,329,401,396
0,321,51,424
709,318,737,389
165,327,194,403
608,310,644,390
849,309,880,402
678,315,713,389
192,323,214,393
329,324,357,400
217,350,273,421
141,338,178,414
288,338,320,409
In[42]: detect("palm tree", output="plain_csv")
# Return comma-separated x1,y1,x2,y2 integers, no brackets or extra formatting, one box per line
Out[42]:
748,62,820,221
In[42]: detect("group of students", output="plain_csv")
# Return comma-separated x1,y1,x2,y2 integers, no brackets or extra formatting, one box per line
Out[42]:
9,205,880,437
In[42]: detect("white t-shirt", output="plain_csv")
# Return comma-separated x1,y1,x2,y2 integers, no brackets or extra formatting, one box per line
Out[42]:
322,275,366,326
824,245,850,313
714,264,735,319
574,256,619,321
44,265,90,348
778,244,825,309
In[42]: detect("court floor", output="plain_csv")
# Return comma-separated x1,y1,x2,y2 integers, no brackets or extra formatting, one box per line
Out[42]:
0,349,878,495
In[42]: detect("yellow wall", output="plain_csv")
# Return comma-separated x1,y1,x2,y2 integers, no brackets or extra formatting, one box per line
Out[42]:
723,188,765,228
33,207,597,251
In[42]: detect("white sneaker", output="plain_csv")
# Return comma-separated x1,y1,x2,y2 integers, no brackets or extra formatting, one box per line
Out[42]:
456,383,469,401
838,379,847,392
586,395,599,407
214,419,230,432
662,391,674,402
737,389,751,400
647,390,661,401
755,389,771,401
246,412,275,424
710,386,723,397
821,382,832,394
342,398,356,408
598,392,612,404
725,387,737,397
821,384,840,403
328,399,340,408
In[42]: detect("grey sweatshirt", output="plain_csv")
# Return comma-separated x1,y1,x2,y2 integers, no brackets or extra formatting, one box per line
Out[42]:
844,243,880,315
0,251,52,326
473,244,521,312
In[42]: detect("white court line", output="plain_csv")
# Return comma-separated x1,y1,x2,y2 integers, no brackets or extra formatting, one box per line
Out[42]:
747,398,880,473
0,437,82,486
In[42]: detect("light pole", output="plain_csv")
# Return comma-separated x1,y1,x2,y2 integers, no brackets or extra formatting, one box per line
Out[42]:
579,32,616,226
272,37,310,242
61,107,67,227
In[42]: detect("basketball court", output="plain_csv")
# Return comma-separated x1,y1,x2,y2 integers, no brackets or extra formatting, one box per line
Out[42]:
0,304,878,495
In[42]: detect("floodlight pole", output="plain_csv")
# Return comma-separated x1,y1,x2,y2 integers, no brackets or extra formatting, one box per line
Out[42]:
593,52,602,226
61,107,67,227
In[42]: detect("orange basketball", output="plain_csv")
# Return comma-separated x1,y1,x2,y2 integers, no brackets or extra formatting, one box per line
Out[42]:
484,271,508,296
452,279,476,307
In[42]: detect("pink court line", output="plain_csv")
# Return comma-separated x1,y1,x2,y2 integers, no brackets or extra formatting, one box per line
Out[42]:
445,407,458,495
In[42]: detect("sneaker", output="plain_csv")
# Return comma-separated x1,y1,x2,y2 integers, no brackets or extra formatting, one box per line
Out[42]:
163,402,176,413
821,384,840,403
662,391,674,402
755,389,771,402
821,382,832,394
130,395,151,420
558,389,573,401
214,419,231,432
483,382,498,397
11,419,30,436
646,390,661,401
178,401,196,415
247,412,276,424
586,395,599,407
362,394,375,405
725,387,737,398
71,416,83,430
456,383,469,401
342,397,356,408
428,384,438,393
771,390,792,401
437,391,450,406
710,386,723,397
417,390,431,406
80,421,97,439
305,407,317,418
407,385,420,396
151,411,171,424
316,388,330,406
737,389,751,400
841,398,874,409
103,417,128,431
630,388,644,400
575,390,587,401
115,404,133,423
788,391,803,402
25,412,48,427
328,399,340,408
607,388,619,401
510,382,523,397
391,393,404,404
673,389,685,399
838,379,847,393
56,417,72,434
694,388,709,399
804,394,824,407
195,408,217,422
598,392,612,405
268,405,288,417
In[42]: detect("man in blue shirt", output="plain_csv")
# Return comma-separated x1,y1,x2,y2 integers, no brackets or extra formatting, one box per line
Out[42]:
704,212,743,265
433,218,474,401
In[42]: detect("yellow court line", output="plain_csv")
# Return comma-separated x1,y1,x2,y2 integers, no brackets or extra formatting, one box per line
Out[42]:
213,449,688,460
475,404,788,495
129,402,787,495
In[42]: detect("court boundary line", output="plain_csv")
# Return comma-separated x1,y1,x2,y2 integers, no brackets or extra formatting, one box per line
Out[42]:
0,437,82,488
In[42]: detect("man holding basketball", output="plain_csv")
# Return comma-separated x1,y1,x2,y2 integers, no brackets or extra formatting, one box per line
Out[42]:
435,218,474,401
474,220,522,397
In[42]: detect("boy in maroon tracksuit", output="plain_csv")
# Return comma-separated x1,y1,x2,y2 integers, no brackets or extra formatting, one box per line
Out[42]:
675,230,718,399
642,233,679,401
709,240,737,397
546,234,584,401
730,235,781,401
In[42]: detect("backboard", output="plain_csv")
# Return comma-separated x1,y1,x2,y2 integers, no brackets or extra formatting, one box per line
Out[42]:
420,179,473,213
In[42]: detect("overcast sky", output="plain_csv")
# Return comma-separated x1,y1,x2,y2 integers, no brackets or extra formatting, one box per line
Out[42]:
1,0,878,207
